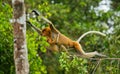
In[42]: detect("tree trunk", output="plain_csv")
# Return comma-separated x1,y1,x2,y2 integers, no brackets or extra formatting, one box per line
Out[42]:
12,0,29,74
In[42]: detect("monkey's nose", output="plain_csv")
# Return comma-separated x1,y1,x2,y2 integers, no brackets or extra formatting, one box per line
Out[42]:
42,34,45,36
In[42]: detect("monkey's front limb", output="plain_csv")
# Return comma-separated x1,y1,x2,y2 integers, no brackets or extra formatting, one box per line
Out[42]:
26,21,42,35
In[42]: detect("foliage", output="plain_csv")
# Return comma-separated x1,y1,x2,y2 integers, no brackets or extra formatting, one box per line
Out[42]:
0,2,14,74
59,52,88,74
27,19,49,74
0,0,120,74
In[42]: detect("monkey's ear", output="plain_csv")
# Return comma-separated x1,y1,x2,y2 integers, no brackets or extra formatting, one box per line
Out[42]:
49,23,59,34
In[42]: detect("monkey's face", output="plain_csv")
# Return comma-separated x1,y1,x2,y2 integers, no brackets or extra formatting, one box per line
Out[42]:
42,27,51,37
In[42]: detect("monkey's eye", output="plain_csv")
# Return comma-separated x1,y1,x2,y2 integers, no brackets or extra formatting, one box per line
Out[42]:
42,29,45,32
49,31,51,34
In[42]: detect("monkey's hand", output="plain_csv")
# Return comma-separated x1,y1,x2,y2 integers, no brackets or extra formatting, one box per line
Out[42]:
47,38,56,44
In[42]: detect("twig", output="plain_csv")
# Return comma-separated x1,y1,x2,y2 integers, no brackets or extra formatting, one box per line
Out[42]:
92,59,101,74
68,54,120,60
89,58,120,60
118,60,120,74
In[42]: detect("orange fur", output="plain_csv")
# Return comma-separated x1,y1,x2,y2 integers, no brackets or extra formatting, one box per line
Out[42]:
27,21,68,52
27,21,106,58
42,27,85,54
42,27,57,44
42,27,69,53
42,24,106,58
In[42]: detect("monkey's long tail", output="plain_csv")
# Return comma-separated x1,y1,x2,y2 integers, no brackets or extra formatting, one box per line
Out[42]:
77,31,106,42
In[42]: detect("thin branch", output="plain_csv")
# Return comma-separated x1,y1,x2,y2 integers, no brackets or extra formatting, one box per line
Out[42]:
118,60,120,73
89,58,120,60
92,59,101,74
68,54,120,60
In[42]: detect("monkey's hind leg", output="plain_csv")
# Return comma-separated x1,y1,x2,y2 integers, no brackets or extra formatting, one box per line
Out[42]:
60,45,69,55
80,51,106,58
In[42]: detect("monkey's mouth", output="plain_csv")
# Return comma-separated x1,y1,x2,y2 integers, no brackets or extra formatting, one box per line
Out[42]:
42,34,46,36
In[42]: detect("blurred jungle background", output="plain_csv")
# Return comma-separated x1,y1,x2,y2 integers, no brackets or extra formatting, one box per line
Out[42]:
0,0,120,74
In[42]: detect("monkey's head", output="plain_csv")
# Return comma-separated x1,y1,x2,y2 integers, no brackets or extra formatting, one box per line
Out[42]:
42,27,51,37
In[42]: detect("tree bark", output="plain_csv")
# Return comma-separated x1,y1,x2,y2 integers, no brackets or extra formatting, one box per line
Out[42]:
12,0,29,74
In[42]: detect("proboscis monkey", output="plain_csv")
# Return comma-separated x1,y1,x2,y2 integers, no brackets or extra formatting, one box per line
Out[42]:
42,23,106,58
27,10,106,58
27,21,106,58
